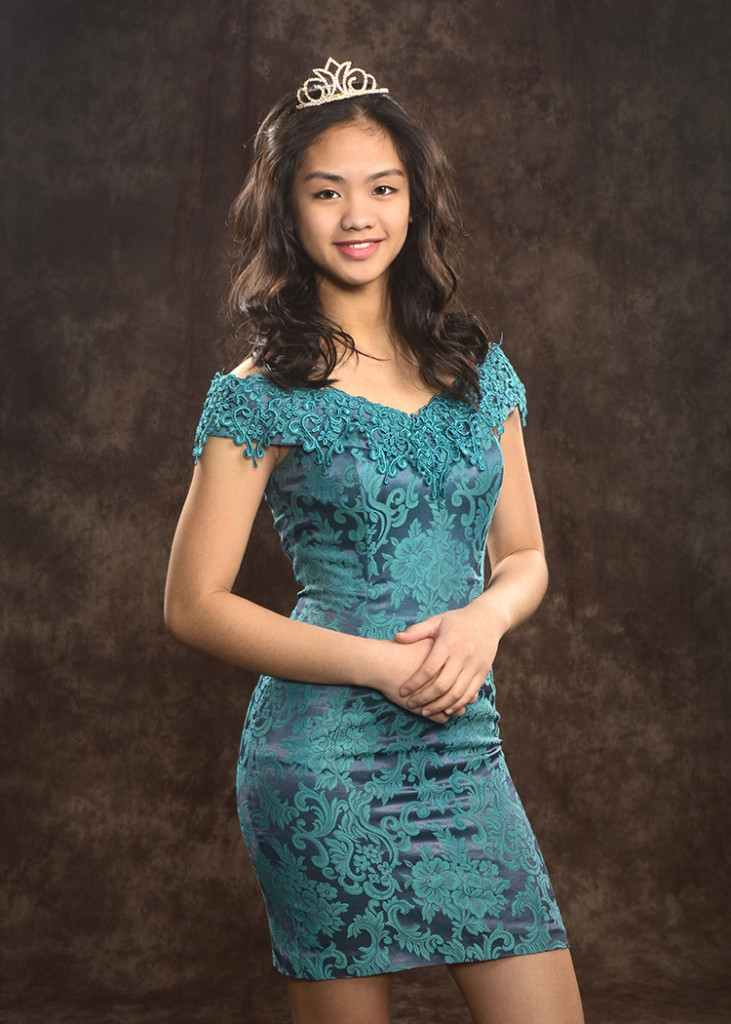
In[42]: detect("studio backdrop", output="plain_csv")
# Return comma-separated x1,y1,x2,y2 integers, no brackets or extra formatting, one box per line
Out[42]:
1,0,729,1020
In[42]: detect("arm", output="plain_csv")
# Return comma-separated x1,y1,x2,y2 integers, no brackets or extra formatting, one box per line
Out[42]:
164,428,449,719
394,408,548,716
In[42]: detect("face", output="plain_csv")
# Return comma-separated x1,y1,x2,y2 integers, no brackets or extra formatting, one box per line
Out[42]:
291,120,411,294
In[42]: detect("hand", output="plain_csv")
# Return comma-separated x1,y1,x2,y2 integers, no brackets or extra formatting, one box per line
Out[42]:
394,603,502,718
369,638,451,725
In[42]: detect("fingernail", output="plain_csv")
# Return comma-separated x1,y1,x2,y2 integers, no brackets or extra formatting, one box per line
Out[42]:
445,709,453,715
422,709,432,717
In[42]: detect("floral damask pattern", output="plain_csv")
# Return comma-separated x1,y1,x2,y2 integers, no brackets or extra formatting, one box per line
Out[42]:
383,511,472,612
408,844,510,926
195,344,568,979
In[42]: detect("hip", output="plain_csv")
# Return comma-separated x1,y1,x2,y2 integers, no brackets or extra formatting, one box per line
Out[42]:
239,673,501,770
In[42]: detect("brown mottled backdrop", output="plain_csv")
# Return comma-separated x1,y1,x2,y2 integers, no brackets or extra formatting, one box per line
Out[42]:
1,1,729,1022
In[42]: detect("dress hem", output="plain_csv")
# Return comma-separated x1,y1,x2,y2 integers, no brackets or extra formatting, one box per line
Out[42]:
271,940,572,981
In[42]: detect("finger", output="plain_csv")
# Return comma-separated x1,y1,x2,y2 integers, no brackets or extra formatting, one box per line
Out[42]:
425,707,451,724
410,667,466,714
399,653,448,697
404,662,457,705
405,649,482,706
468,676,486,703
407,701,448,725
425,669,486,717
393,618,440,644
422,679,472,717
444,674,484,714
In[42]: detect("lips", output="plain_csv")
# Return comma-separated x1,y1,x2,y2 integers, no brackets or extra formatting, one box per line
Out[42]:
334,239,383,260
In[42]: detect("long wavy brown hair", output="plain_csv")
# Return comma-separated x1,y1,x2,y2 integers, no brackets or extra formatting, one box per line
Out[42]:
228,89,491,402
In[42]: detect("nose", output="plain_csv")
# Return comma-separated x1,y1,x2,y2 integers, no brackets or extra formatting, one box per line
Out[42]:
340,193,374,231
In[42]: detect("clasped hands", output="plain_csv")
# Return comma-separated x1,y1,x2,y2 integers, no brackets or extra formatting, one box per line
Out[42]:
382,604,502,725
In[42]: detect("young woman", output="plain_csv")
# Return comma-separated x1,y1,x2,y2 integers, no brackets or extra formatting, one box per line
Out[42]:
165,58,584,1024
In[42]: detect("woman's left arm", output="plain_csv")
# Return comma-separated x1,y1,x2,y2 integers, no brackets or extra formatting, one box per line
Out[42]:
394,407,548,717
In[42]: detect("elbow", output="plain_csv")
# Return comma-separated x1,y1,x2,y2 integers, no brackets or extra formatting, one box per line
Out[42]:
164,585,231,651
538,548,549,590
163,590,197,646
491,545,548,582
539,558,549,603
529,547,549,602
163,602,185,644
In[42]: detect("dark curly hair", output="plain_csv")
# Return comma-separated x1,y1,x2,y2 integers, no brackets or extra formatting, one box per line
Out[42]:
228,88,491,402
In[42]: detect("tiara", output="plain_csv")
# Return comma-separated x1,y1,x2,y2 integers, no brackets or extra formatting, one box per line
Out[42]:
295,57,389,110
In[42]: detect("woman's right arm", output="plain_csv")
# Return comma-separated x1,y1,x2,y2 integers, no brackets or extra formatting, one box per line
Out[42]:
163,432,448,719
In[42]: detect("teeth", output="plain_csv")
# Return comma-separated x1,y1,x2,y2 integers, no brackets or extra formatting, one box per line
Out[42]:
347,242,375,248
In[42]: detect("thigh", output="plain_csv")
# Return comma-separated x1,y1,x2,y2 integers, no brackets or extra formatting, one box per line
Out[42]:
285,973,393,1024
448,949,584,1024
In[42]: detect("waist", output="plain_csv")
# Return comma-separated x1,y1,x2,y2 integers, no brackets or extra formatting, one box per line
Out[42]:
291,585,484,640
246,674,501,760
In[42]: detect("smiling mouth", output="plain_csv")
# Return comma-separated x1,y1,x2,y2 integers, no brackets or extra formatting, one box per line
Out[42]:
335,239,383,246
334,239,384,258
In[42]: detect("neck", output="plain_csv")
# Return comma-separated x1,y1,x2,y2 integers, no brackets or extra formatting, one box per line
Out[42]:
317,277,397,359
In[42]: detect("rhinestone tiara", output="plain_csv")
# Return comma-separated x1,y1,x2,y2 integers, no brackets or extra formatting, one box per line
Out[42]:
295,57,389,110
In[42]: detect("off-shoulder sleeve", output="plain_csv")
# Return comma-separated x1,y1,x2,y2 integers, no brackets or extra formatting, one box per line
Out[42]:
192,373,303,464
479,343,528,436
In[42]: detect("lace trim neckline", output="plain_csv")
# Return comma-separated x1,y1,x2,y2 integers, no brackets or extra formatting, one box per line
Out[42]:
223,372,447,421
194,344,526,498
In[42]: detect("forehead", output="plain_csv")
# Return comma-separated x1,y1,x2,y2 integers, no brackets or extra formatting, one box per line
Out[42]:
297,120,405,178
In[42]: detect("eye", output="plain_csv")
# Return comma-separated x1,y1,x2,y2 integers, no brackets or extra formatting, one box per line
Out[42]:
313,188,339,200
373,184,396,196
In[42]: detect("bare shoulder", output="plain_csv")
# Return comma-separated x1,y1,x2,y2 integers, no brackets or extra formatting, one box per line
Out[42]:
230,356,263,380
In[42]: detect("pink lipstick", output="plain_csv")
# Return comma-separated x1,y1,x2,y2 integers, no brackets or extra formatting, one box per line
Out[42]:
334,239,383,259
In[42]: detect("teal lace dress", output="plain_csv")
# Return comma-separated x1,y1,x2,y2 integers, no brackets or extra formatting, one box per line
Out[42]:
193,344,568,979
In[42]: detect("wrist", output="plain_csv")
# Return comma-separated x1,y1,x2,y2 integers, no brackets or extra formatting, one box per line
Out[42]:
349,636,389,690
470,591,512,640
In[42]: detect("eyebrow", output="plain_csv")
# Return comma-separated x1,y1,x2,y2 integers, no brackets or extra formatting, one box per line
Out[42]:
302,168,406,183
